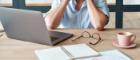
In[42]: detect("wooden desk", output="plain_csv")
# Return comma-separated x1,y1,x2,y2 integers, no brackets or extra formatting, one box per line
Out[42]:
0,29,140,60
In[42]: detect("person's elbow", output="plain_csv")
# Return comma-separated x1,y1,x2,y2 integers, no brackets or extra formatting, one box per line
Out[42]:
95,16,109,31
94,19,108,31
47,24,57,30
46,19,57,30
94,25,104,31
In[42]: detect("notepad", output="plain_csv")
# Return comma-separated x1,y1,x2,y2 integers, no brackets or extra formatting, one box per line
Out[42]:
35,44,100,60
98,49,132,60
75,49,132,60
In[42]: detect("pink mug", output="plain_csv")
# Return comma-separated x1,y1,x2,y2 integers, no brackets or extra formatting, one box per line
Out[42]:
117,32,136,46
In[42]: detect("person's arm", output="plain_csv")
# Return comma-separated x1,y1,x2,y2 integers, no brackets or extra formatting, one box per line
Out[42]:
45,0,69,29
87,0,109,31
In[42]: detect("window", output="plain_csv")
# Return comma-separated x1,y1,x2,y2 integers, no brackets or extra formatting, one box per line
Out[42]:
106,12,116,28
0,0,12,6
123,12,140,28
124,0,140,5
123,0,140,28
25,0,52,6
106,0,116,5
105,0,116,28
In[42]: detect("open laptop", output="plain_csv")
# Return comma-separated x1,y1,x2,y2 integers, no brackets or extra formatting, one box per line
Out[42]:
0,7,73,45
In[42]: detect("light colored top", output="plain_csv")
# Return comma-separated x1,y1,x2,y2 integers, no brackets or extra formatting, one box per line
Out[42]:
48,0,109,28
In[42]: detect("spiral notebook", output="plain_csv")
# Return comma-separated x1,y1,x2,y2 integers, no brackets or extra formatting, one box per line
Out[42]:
76,49,132,60
35,44,100,60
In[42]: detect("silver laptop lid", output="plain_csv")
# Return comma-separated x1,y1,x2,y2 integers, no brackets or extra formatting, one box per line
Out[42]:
0,7,52,45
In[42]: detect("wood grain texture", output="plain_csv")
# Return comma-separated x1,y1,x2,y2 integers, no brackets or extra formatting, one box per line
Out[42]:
0,28,140,60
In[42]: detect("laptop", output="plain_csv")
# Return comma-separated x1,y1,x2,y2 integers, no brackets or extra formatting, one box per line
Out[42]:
0,7,73,45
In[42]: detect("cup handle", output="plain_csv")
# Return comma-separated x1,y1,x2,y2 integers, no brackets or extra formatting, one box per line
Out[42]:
130,35,136,44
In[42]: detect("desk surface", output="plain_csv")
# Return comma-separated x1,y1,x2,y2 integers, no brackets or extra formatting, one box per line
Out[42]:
0,28,140,60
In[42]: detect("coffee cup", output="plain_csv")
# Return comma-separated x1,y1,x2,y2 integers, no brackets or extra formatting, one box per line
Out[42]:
117,32,136,46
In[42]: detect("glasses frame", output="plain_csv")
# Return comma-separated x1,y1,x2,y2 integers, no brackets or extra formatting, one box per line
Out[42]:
72,31,102,45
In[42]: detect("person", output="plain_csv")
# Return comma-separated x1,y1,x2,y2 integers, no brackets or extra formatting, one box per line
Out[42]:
45,0,109,31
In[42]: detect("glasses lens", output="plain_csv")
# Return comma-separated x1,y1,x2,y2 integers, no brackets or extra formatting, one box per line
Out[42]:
92,33,101,40
89,33,101,45
81,31,91,38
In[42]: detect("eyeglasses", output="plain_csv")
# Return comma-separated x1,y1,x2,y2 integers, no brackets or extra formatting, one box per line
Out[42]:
72,31,102,45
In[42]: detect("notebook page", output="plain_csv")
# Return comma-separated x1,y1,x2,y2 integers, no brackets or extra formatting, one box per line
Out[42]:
35,47,71,60
63,44,100,59
76,49,132,60
98,49,132,60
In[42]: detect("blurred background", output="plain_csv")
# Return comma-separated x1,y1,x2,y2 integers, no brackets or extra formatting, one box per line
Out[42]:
0,0,140,29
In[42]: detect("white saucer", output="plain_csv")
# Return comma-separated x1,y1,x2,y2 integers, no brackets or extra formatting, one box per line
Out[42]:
112,40,136,49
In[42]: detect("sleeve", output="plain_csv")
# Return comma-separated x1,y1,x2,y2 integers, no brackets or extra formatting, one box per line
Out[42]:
94,0,110,17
